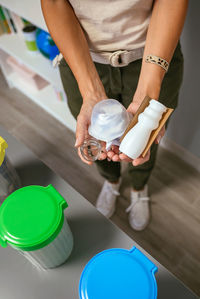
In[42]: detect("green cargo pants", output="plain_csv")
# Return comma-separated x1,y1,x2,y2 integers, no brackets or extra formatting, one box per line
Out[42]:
59,43,183,190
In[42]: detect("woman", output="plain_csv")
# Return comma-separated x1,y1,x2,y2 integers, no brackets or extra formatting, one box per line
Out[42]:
41,0,188,231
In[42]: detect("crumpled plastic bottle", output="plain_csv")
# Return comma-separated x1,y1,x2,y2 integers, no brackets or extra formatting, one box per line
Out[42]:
80,99,132,162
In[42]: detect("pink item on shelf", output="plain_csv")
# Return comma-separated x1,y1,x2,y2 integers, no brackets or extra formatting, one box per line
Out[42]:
6,56,49,90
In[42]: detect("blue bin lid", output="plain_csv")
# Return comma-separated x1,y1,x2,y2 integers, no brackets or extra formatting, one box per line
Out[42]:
79,247,158,299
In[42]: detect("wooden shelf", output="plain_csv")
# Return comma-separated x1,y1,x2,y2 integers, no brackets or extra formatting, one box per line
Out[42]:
0,0,47,31
0,0,76,133
0,34,63,90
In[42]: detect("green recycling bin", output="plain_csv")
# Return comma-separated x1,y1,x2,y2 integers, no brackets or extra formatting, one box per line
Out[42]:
0,185,73,269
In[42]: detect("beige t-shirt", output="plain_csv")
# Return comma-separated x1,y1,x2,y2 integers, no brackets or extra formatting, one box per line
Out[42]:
69,0,153,53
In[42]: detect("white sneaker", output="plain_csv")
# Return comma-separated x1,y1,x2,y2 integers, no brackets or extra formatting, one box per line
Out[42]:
126,185,150,231
96,180,120,218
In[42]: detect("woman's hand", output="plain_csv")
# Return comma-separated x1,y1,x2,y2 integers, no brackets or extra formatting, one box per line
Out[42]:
75,99,96,165
41,0,108,165
107,93,166,166
75,96,107,165
119,95,166,166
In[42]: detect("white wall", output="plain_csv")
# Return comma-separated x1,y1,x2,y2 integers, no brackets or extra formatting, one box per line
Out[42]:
166,0,200,158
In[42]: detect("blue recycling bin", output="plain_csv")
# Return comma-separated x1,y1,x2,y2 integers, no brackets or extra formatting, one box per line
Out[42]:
79,247,158,299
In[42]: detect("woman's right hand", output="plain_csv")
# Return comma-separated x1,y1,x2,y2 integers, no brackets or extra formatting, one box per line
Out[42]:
75,98,107,165
41,0,108,165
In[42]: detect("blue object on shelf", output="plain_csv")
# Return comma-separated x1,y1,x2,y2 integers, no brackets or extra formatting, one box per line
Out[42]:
36,29,59,61
79,247,158,299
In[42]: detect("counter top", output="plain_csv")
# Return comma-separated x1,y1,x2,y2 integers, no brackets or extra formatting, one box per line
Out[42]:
0,125,198,299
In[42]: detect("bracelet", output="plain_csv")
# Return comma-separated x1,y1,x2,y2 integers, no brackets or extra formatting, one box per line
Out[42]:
145,55,169,72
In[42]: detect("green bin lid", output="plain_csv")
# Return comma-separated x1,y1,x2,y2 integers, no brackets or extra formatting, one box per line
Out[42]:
0,185,68,251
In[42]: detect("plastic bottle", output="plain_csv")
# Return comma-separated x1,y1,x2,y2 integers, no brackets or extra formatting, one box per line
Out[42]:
119,99,167,159
80,99,132,162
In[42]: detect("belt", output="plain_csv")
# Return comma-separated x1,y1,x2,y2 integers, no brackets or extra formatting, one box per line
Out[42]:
53,47,144,68
91,47,144,67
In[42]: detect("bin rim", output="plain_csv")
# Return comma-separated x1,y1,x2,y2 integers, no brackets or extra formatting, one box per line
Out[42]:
0,185,68,251
79,247,158,299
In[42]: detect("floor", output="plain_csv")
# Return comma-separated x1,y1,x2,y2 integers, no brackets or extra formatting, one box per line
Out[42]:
0,72,200,296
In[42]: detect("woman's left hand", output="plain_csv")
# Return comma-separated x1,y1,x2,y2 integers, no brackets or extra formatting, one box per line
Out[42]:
106,98,166,166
